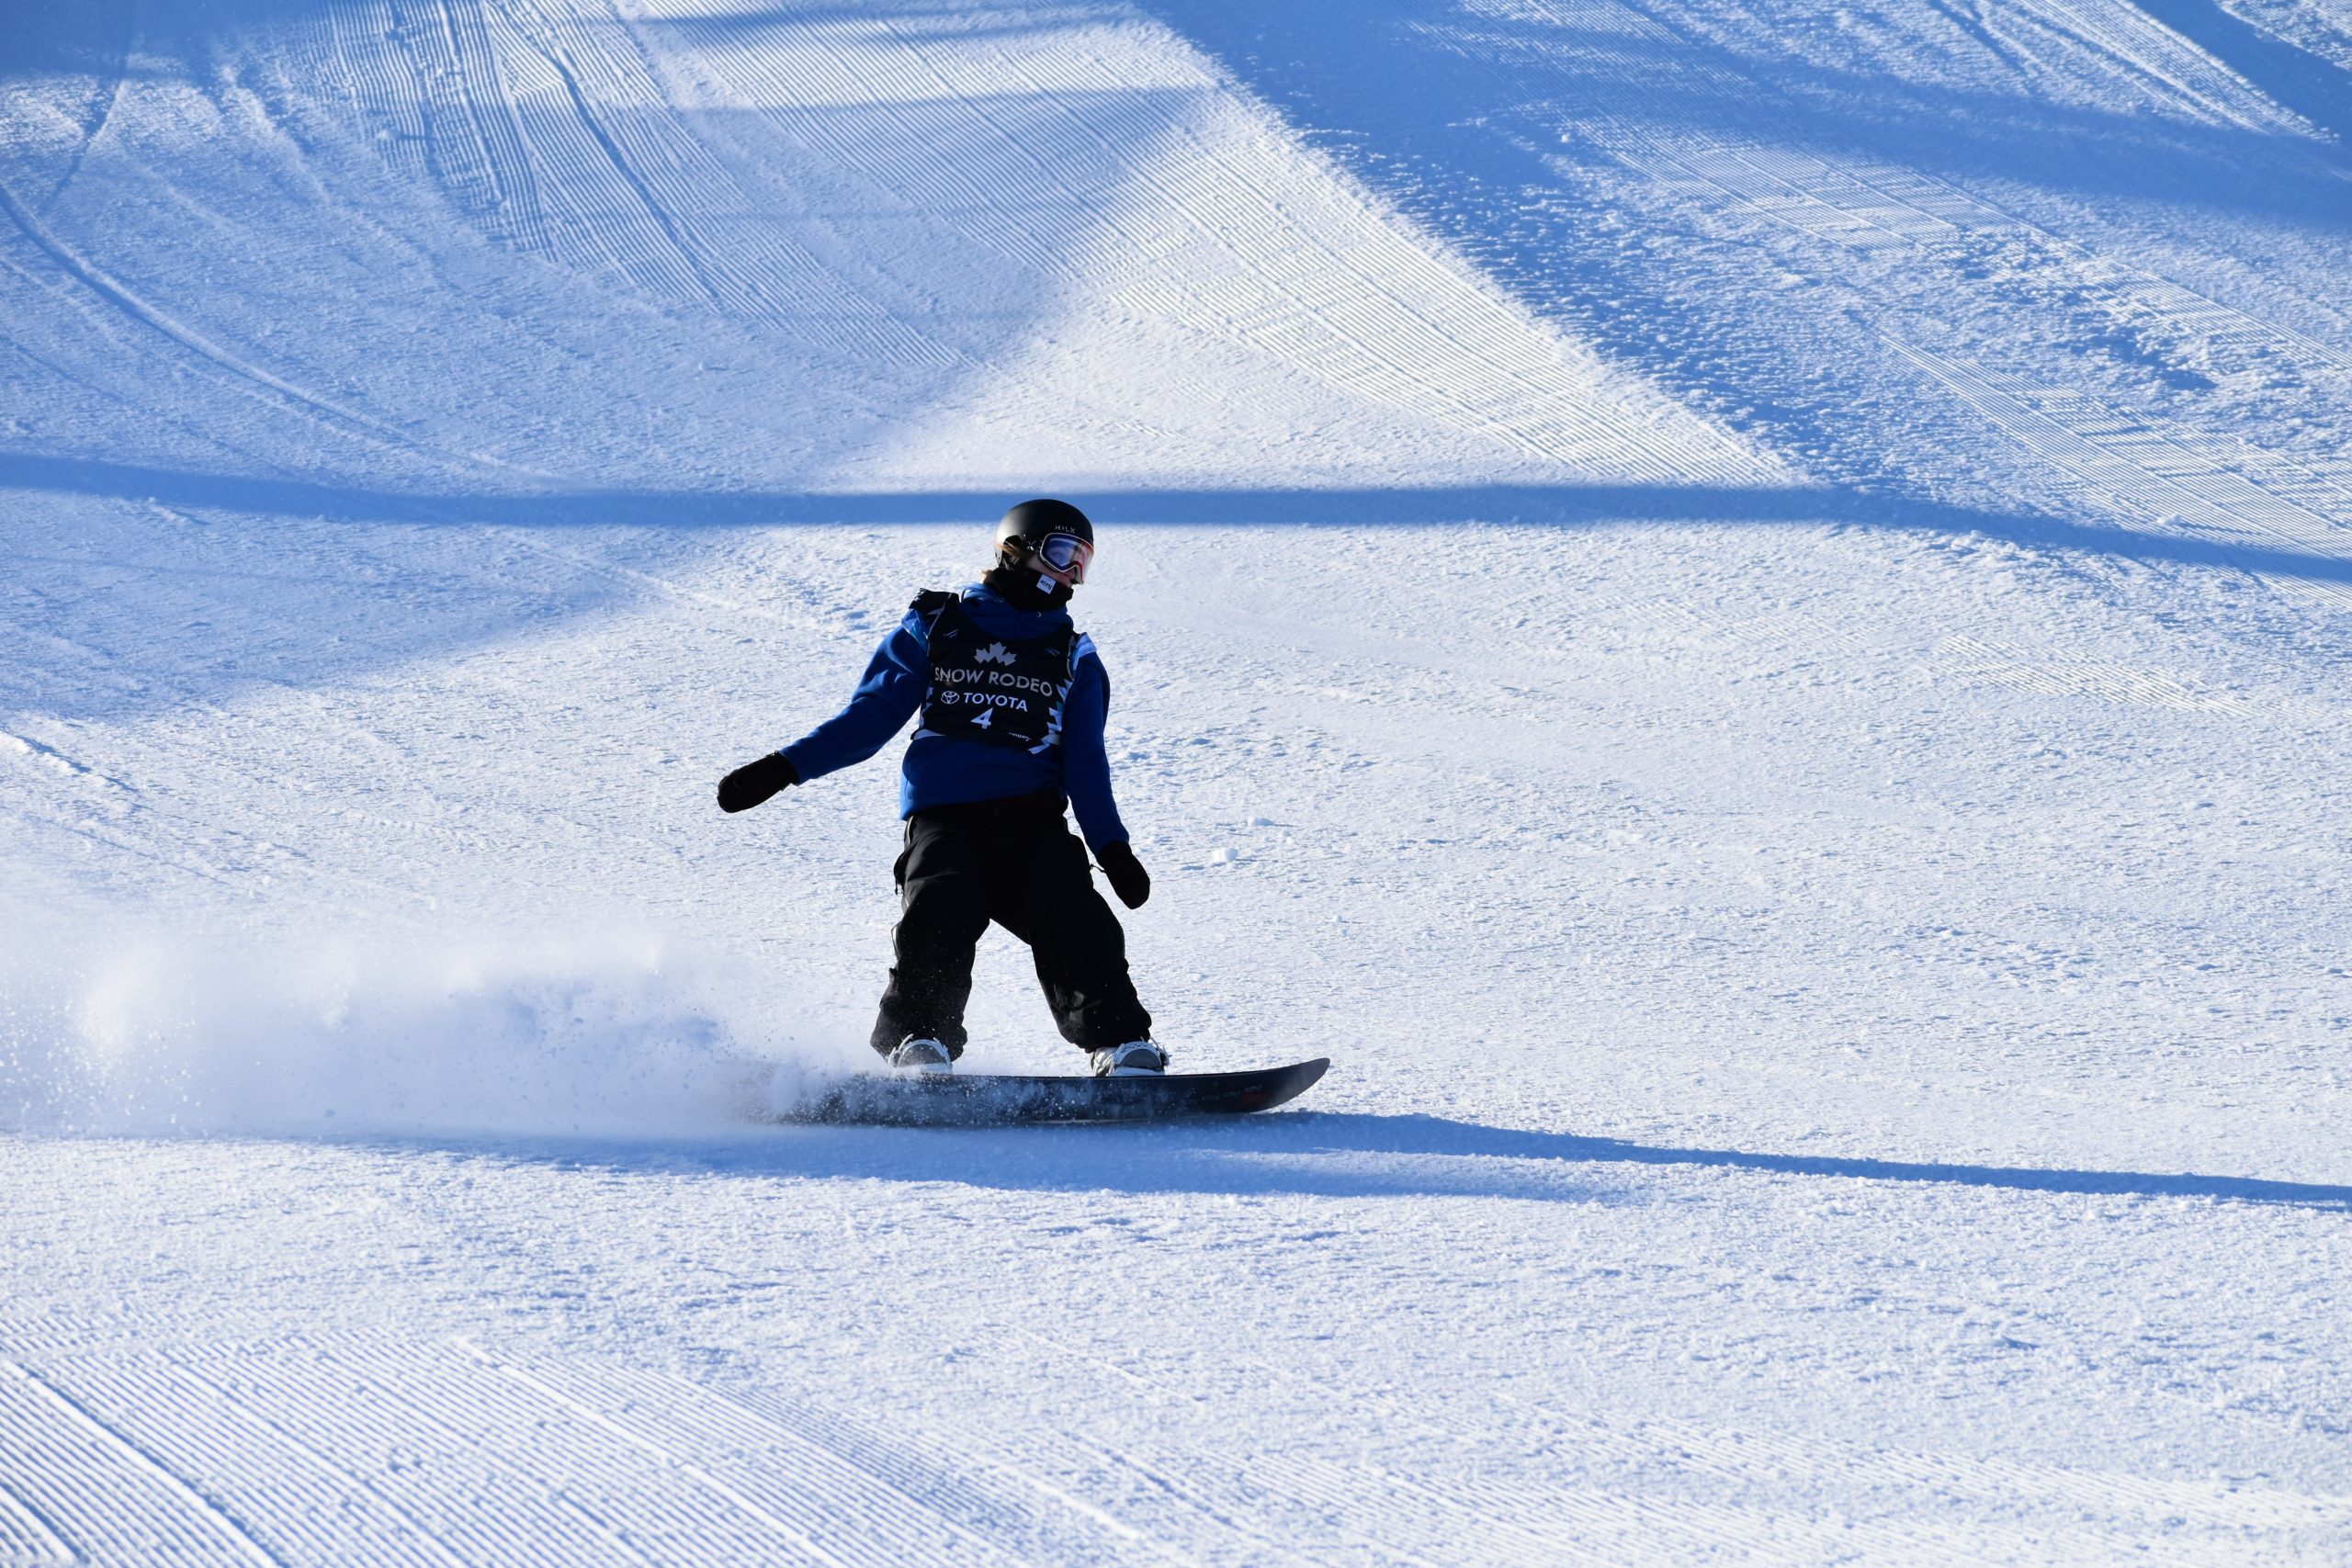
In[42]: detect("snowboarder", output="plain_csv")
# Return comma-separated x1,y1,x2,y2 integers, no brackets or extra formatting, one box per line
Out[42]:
717,500,1165,1077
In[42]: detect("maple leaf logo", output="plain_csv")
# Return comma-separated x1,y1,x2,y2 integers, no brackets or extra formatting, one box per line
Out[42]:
974,641,1017,667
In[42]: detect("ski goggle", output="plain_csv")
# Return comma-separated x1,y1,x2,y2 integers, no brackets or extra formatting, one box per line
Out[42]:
1034,532,1094,583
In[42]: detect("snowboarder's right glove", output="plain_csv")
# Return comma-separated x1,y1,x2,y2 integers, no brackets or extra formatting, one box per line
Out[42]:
1098,841,1150,909
718,751,799,813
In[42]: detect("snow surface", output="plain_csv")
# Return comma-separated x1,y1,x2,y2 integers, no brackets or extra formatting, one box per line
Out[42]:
5,0,2352,1561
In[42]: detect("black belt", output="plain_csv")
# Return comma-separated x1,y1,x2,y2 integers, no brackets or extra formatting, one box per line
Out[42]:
910,790,1067,825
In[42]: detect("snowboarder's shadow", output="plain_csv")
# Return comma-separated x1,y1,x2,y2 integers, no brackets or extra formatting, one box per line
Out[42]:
1261,1115,2352,1210
675,1111,2352,1211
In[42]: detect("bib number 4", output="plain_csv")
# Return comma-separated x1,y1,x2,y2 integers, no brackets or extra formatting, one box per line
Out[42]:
917,596,1075,750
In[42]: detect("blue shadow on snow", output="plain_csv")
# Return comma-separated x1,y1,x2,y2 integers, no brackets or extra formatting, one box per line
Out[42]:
6,455,2349,589
467,1112,2352,1212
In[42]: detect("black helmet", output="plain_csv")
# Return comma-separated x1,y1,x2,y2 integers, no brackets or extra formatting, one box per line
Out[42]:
993,498,1095,581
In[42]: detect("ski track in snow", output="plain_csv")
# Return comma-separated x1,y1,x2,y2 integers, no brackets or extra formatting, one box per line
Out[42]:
1609,131,2352,380
2,1331,2347,1565
1299,0,2352,609
1884,343,2352,610
0,174,453,473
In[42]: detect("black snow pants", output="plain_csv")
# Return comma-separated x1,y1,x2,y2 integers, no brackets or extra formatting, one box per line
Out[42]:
870,791,1152,1060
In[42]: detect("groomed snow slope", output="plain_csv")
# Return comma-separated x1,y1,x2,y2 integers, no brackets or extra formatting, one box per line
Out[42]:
5,0,2352,1562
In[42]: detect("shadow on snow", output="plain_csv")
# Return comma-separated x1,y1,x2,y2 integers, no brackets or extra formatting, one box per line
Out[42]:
429,1111,2352,1212
6,453,2346,588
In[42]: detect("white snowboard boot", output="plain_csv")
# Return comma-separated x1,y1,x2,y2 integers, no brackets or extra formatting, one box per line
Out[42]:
1089,1040,1169,1077
888,1036,953,1074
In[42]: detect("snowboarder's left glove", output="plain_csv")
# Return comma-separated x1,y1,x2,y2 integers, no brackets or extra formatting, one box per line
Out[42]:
1098,841,1150,908
718,751,799,813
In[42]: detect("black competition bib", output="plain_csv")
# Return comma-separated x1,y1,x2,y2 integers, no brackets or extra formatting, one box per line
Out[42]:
918,595,1075,750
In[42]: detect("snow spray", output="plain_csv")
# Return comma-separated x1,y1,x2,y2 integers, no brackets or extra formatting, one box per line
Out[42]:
0,921,863,1137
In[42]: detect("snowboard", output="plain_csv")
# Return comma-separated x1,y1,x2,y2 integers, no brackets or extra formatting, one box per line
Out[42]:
787,1057,1329,1126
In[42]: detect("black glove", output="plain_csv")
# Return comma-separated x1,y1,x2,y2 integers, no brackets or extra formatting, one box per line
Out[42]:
718,752,799,813
1097,841,1150,909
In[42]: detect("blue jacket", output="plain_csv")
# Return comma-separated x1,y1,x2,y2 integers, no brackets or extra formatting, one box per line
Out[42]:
781,584,1130,852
